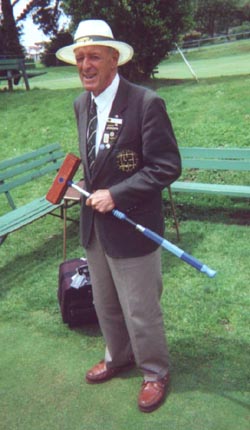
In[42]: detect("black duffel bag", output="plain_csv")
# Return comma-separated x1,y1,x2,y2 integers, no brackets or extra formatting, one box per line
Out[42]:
58,258,98,328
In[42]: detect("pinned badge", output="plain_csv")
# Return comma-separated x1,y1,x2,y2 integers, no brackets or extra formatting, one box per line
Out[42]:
103,133,109,144
107,117,123,125
102,116,123,146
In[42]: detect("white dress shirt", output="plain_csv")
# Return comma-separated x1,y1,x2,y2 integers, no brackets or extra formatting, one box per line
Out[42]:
92,73,120,155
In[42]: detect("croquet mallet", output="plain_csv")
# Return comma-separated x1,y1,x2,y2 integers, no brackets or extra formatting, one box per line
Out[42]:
46,153,217,278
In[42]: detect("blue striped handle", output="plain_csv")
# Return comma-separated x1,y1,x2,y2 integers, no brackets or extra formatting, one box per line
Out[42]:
136,224,216,278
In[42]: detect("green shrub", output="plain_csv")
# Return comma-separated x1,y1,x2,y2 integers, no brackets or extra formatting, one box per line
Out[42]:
229,22,250,39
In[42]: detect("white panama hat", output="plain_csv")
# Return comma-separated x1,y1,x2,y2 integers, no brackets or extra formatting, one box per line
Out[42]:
56,19,134,66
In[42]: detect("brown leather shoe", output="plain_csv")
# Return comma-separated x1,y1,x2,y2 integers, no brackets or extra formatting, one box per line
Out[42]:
138,373,170,413
86,359,134,384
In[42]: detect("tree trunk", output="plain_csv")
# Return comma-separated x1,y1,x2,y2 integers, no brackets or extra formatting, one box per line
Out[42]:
1,0,23,57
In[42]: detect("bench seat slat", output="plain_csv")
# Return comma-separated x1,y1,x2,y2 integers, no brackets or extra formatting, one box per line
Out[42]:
0,197,63,236
182,159,250,170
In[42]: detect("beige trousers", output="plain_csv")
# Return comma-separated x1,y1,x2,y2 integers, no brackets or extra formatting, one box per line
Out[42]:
86,223,169,380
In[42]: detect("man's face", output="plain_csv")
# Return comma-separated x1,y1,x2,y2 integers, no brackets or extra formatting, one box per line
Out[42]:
74,45,119,96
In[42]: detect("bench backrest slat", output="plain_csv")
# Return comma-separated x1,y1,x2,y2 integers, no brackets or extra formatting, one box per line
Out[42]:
0,160,63,194
0,143,62,170
0,58,28,72
0,59,22,71
0,150,64,182
179,147,250,171
0,144,65,199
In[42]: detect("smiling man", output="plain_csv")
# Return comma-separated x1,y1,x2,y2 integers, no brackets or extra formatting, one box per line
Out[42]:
75,45,119,96
56,19,181,413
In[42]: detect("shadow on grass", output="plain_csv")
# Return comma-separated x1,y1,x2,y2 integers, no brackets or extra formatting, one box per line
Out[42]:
164,199,250,227
169,336,250,410
145,77,194,90
143,73,250,91
0,220,80,298
68,333,250,412
177,204,250,226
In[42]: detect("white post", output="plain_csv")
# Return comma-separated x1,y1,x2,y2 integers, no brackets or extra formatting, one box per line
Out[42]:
175,43,199,82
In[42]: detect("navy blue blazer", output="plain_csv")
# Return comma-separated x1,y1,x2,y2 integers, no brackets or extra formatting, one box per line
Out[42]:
74,76,181,258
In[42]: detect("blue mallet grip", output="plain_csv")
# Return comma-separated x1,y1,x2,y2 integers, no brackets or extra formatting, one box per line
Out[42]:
136,225,216,278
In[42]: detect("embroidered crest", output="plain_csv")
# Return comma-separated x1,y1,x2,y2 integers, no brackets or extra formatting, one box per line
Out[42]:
116,150,139,172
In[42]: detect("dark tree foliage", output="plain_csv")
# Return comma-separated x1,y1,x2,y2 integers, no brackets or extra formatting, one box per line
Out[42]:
195,0,238,36
235,2,250,23
41,31,73,66
61,0,193,81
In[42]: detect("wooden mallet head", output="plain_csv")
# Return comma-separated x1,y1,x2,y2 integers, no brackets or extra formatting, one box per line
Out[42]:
46,153,81,204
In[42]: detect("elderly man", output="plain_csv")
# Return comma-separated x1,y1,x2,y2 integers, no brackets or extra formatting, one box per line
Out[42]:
57,19,181,413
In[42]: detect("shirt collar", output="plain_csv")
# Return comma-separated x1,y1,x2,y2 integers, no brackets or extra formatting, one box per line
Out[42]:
92,74,120,113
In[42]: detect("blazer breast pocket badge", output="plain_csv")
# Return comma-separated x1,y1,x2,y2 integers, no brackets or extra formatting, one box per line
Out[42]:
100,116,123,150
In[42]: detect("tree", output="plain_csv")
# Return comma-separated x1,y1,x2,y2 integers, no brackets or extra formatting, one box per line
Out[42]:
195,0,238,36
0,0,63,57
61,0,193,81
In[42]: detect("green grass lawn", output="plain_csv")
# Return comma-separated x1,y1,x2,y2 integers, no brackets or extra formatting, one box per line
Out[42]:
159,38,250,79
0,39,249,430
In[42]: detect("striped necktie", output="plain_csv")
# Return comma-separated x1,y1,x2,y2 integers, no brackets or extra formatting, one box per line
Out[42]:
87,99,97,174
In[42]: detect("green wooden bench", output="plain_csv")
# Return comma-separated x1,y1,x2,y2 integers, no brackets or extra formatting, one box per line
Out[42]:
0,58,46,91
167,147,250,239
0,143,65,245
170,147,250,197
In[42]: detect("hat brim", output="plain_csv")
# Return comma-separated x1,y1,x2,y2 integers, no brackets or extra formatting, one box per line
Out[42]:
56,40,134,66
